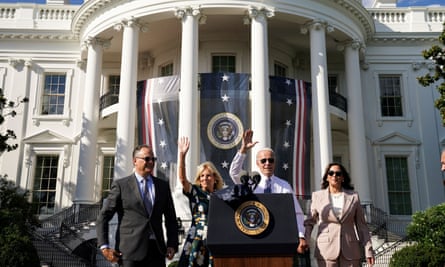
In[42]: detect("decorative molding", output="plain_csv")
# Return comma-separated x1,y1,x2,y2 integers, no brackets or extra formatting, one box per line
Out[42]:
113,17,147,32
411,61,436,71
8,58,24,69
174,6,203,24
301,19,334,35
63,144,70,168
247,6,275,20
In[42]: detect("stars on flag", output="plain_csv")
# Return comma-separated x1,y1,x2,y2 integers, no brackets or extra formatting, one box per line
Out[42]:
286,98,293,106
221,160,230,169
221,94,230,102
222,74,230,82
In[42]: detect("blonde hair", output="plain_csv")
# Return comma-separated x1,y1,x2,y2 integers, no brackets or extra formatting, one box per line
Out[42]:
193,161,224,190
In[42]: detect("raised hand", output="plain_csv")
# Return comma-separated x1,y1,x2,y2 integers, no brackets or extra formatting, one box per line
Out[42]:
178,136,190,155
240,129,259,153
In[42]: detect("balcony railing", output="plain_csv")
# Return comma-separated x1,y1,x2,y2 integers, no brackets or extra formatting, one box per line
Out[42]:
329,91,347,113
99,92,119,111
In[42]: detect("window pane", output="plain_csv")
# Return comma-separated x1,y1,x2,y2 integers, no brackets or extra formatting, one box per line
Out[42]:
32,155,59,215
101,156,115,199
379,75,403,117
385,156,412,215
212,55,236,73
160,63,173,77
41,73,66,115
274,62,287,78
109,75,120,94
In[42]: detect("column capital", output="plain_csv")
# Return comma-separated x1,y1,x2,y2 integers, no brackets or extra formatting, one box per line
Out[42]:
247,6,274,21
301,19,334,35
175,6,202,20
113,17,147,32
337,39,363,52
84,37,111,49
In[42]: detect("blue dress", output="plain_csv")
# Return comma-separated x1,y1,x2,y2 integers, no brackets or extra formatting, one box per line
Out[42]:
178,184,213,267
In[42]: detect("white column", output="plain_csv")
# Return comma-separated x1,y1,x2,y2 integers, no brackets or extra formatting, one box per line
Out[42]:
175,7,201,219
249,7,274,166
114,19,140,179
307,21,333,189
176,7,200,182
75,37,105,204
345,41,372,204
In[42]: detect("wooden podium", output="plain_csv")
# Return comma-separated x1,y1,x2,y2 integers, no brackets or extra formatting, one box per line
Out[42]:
207,192,298,267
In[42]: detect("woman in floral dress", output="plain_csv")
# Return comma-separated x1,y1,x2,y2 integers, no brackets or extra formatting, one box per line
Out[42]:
177,137,224,267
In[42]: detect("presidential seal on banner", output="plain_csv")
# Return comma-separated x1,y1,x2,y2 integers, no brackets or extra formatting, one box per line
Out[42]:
207,112,243,150
234,200,270,236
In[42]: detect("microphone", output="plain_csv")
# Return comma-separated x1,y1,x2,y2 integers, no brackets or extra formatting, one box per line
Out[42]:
251,171,261,191
239,170,250,186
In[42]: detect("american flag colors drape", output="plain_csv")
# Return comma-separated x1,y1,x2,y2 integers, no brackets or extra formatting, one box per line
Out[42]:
137,74,311,196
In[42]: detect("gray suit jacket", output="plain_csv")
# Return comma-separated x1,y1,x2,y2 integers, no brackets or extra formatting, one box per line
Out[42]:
96,173,179,261
304,189,373,261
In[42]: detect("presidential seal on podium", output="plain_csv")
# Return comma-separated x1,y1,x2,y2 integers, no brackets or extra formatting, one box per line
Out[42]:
234,200,270,236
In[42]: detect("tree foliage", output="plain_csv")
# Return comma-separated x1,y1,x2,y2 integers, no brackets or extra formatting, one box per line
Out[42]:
0,90,37,266
417,22,445,125
0,88,28,153
390,203,445,267
0,177,40,267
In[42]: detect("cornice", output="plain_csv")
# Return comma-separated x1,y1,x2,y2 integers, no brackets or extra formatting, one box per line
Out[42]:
71,0,117,39
330,0,375,41
0,31,77,41
368,32,439,45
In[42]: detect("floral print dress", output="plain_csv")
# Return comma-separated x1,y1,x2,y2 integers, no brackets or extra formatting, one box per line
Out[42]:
178,184,213,267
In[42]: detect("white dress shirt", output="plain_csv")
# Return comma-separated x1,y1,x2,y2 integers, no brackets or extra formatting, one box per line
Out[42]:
229,151,306,238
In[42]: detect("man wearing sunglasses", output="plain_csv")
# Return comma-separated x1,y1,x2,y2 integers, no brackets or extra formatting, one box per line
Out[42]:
96,144,179,267
229,129,308,254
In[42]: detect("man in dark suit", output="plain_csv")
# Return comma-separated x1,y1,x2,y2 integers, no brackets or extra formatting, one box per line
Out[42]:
96,144,179,267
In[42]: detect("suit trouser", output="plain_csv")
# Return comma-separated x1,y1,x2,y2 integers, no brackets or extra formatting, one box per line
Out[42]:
121,240,165,267
317,253,361,267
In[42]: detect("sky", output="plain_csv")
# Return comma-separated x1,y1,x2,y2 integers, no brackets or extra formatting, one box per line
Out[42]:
0,0,442,6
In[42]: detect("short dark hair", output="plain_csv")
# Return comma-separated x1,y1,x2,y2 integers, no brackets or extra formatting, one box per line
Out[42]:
132,144,153,158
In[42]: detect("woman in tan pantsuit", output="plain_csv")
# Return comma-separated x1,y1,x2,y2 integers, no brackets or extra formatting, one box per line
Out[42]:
304,163,375,267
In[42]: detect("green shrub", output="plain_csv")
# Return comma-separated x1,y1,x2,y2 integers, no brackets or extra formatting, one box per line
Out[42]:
390,203,445,267
0,177,40,267
407,203,445,247
390,243,445,267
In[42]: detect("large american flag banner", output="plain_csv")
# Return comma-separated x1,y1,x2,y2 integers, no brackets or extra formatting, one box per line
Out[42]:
137,74,311,196
270,76,311,197
137,75,180,184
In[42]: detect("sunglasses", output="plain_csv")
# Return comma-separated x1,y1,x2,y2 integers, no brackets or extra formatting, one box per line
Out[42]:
259,158,275,164
327,170,342,177
137,156,157,162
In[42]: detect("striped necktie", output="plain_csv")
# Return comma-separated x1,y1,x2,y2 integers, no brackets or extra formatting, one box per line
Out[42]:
143,178,153,215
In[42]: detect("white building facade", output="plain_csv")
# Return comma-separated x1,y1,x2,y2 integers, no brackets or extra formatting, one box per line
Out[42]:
0,0,444,235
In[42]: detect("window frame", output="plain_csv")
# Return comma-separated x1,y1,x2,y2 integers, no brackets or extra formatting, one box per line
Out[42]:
373,138,420,218
273,61,288,78
384,155,412,215
374,70,412,126
159,62,174,77
27,145,67,218
211,54,236,73
33,69,73,126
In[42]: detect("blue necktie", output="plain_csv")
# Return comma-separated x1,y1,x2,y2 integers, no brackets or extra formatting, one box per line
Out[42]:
264,178,272,193
144,178,153,215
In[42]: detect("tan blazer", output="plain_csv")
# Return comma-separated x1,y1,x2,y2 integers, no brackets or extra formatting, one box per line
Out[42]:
304,189,374,261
